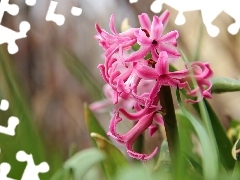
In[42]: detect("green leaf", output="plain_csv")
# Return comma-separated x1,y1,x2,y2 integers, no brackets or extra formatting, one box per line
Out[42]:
176,89,218,179
211,77,240,93
154,140,172,178
84,103,109,140
0,47,53,179
60,48,102,100
50,148,105,180
176,110,202,175
91,133,128,180
231,162,240,180
64,148,104,179
231,139,240,180
115,164,155,180
192,100,235,170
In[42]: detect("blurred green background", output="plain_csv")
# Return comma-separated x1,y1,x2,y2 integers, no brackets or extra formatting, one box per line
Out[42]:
1,0,240,179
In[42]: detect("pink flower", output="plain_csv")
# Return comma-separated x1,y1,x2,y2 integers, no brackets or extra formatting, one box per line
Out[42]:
93,10,214,161
95,15,137,60
124,12,180,63
135,51,189,107
185,62,213,103
108,108,161,161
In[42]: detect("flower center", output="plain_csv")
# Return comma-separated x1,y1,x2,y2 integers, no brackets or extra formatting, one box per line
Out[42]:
152,40,157,45
147,59,156,68
142,29,150,37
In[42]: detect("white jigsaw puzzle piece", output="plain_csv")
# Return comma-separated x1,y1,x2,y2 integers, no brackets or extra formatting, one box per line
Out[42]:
0,162,15,180
46,1,65,26
222,0,240,35
25,0,37,6
150,0,240,37
129,0,138,3
0,116,19,136
16,151,49,180
0,0,19,23
0,21,31,54
0,100,9,111
71,6,82,17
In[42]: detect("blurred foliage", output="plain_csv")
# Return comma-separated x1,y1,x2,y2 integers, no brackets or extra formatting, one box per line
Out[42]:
1,1,240,179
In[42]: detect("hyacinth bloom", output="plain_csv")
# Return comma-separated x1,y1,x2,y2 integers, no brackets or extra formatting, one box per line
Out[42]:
93,10,214,161
185,62,213,103
95,15,137,60
125,13,180,63
135,51,189,107
108,103,162,161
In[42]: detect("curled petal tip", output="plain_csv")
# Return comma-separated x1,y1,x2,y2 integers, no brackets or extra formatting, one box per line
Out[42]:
127,147,158,161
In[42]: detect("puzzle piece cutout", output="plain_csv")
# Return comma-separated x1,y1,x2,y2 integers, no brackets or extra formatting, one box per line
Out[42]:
16,151,49,180
25,0,37,6
0,162,15,180
0,100,19,136
46,1,65,26
0,0,19,23
46,1,82,26
0,0,31,54
150,0,240,37
71,7,82,16
0,21,30,54
0,116,19,136
0,99,9,111
129,0,139,3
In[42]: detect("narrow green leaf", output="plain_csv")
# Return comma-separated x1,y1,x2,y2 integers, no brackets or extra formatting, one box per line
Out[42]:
231,139,240,180
116,165,155,180
211,77,240,93
154,140,171,175
91,133,128,180
84,103,109,140
192,100,235,170
176,89,218,179
231,162,240,180
60,48,102,100
176,110,202,175
50,148,105,180
64,148,104,179
0,47,52,179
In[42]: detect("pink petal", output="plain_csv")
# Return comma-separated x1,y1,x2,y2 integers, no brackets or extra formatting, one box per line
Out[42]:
150,16,163,40
124,112,158,161
149,124,158,137
135,29,152,45
89,99,112,112
109,14,117,34
124,46,150,63
158,10,170,29
160,30,179,46
126,146,158,161
98,64,109,83
135,64,158,79
158,43,181,58
109,111,126,140
169,69,189,79
119,108,150,120
147,80,161,107
154,114,163,125
138,13,151,31
155,51,169,75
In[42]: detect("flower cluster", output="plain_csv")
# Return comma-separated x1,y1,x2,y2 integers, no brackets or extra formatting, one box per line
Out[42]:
92,10,213,161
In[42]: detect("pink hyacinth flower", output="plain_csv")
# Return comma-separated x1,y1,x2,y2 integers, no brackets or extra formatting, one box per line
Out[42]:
95,15,137,60
125,13,180,63
108,110,159,161
135,51,189,107
185,62,213,103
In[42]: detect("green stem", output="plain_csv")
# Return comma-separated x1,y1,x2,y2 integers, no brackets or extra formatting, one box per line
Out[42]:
159,86,179,172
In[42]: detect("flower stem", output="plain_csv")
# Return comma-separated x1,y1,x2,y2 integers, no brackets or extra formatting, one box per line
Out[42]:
159,86,179,171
